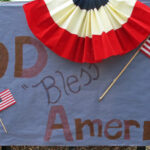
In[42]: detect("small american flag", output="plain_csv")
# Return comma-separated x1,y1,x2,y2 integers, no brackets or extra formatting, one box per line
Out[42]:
0,89,16,111
140,36,150,57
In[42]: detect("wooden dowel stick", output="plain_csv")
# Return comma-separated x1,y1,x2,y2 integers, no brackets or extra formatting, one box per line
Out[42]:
0,118,7,133
99,49,140,101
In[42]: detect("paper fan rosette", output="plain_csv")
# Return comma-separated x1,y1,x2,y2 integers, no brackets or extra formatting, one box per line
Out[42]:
23,0,150,63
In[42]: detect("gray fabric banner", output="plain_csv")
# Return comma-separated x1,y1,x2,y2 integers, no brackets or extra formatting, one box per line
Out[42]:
0,1,150,146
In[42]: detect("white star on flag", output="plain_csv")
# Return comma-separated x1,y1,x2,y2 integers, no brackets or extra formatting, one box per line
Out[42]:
140,36,150,57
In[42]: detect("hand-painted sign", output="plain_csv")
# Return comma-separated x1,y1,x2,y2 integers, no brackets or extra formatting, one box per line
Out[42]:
0,1,150,146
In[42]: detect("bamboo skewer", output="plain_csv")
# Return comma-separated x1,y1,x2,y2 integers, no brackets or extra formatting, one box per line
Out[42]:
99,49,140,101
99,36,149,101
0,118,7,133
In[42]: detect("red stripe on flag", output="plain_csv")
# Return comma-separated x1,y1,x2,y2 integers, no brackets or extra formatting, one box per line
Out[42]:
0,98,15,107
0,102,16,111
1,93,12,99
0,100,16,109
2,95,13,101
0,90,10,96
143,45,150,52
145,41,150,47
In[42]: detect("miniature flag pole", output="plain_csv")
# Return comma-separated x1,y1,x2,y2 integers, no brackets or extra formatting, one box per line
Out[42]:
99,49,140,101
0,118,7,133
99,36,150,101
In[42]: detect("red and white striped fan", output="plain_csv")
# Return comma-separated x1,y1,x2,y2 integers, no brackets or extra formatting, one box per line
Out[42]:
23,0,150,63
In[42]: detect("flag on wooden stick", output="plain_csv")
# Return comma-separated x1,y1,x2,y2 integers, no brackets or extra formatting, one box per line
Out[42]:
140,37,150,57
0,89,16,133
99,36,150,101
0,89,16,111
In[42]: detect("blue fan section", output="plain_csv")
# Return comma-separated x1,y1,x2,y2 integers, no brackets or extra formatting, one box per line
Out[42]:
73,0,109,10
